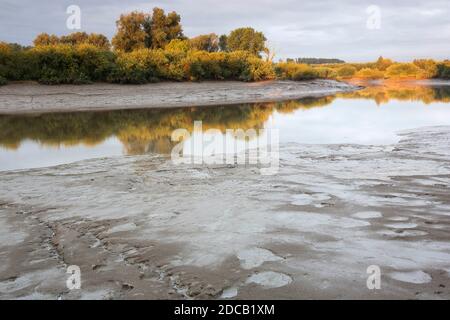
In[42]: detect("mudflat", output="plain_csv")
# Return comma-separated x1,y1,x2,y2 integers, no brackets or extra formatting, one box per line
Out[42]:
0,80,359,114
1,126,449,299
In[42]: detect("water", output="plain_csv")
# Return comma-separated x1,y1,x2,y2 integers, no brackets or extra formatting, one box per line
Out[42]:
1,81,450,171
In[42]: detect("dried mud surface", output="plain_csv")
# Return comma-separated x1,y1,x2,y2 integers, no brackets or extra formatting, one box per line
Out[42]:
0,126,449,299
0,80,359,114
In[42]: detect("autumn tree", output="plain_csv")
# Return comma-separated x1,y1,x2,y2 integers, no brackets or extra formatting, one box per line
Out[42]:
112,8,184,51
112,11,147,52
147,7,184,49
60,32,89,45
226,27,266,56
219,35,228,52
189,33,219,52
413,59,438,78
61,32,110,49
375,56,393,71
33,33,60,46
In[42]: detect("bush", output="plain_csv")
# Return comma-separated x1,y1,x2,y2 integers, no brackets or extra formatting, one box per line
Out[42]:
337,65,357,78
275,62,318,80
354,68,384,79
0,75,7,85
436,62,450,79
109,49,167,83
246,56,275,81
0,42,30,81
385,63,424,79
315,67,337,79
185,51,225,80
413,59,437,78
223,51,253,80
29,44,116,84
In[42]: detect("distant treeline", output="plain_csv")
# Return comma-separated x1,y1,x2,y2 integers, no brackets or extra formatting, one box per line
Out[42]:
0,7,449,86
287,58,345,64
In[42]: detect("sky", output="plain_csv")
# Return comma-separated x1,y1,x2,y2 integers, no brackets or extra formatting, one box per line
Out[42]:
0,0,449,62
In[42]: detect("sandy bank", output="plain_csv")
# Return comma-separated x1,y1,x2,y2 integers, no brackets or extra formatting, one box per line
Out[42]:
0,80,359,114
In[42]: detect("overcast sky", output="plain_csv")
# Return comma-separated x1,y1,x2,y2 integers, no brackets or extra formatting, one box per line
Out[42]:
0,0,449,62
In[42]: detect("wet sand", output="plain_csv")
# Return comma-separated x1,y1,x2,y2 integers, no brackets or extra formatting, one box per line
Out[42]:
0,80,359,114
1,126,449,299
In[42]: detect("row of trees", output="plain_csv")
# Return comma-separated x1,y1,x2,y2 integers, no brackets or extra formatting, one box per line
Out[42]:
327,57,450,80
1,7,449,85
34,32,110,50
287,58,345,64
111,8,267,56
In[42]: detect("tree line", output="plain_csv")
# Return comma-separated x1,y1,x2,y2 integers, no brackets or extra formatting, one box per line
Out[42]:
1,7,449,85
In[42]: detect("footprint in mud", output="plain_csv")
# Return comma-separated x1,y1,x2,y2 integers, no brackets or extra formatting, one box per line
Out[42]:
246,271,292,289
236,248,283,270
291,193,331,207
389,270,432,284
352,211,382,219
385,222,418,229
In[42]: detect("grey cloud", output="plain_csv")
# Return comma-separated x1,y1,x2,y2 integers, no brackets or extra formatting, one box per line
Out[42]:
0,0,448,61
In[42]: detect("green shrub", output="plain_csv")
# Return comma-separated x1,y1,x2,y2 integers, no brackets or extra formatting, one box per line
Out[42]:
413,59,437,78
385,63,424,79
0,75,7,85
0,42,27,81
29,44,116,84
436,62,450,79
109,49,166,83
246,56,275,81
223,51,253,80
274,62,319,81
168,49,274,82
355,68,384,79
337,65,357,78
315,67,337,79
185,51,225,80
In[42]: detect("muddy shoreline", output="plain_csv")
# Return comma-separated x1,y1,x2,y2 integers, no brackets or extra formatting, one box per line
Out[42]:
1,126,449,299
0,80,359,114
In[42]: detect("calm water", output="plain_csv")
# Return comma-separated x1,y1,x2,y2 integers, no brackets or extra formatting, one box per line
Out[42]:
1,81,450,171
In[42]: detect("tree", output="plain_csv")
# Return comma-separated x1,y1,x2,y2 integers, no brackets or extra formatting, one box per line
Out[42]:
33,33,60,46
112,8,184,51
375,56,393,71
60,32,89,45
219,35,228,52
337,65,357,78
385,63,423,79
226,27,266,56
148,7,184,49
413,59,437,78
189,33,219,52
112,11,147,52
33,32,110,50
87,33,111,50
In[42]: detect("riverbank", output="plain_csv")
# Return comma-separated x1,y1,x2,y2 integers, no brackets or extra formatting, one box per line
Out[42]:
1,125,449,299
0,80,359,114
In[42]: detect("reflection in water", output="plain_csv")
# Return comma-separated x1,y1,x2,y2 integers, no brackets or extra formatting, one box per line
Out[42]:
0,99,332,154
340,80,450,105
0,81,450,170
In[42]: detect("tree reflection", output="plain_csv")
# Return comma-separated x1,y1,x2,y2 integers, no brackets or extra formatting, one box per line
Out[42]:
1,82,449,154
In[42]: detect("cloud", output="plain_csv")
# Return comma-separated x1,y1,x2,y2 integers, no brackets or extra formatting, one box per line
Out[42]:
0,0,448,61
